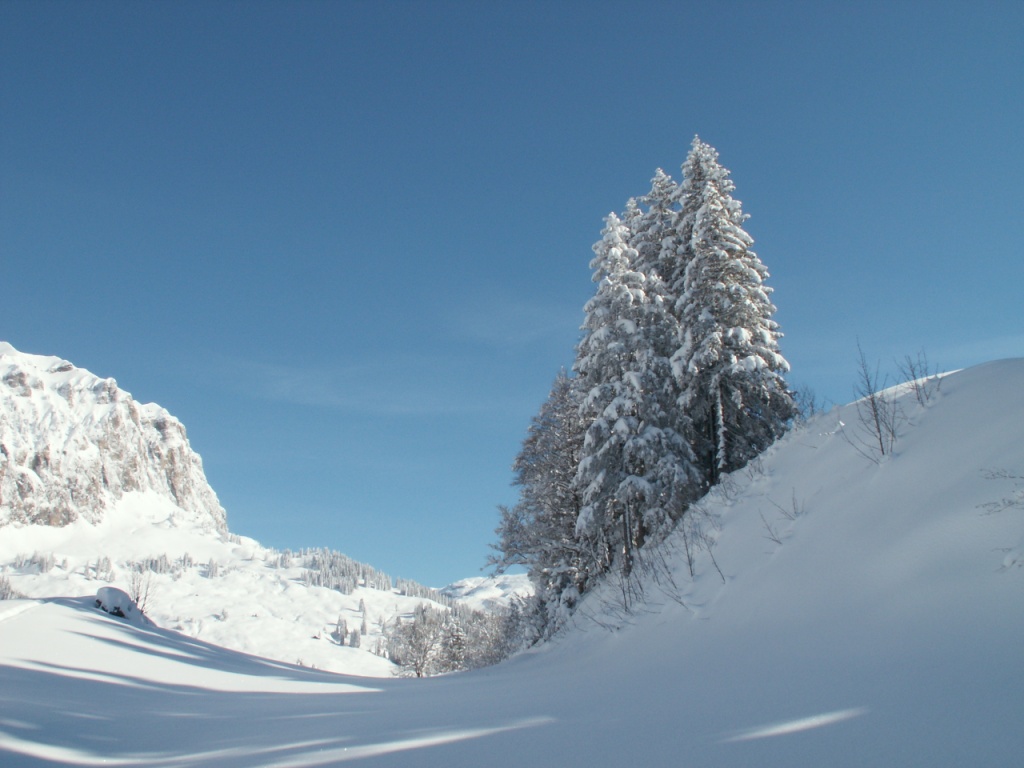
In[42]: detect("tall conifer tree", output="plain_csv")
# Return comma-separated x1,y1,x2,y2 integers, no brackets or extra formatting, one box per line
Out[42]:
673,137,795,482
495,139,794,631
574,213,698,579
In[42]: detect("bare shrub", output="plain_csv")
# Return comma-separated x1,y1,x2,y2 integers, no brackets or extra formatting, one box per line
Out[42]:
793,384,824,422
843,343,904,463
896,350,942,406
759,511,783,546
127,566,153,614
0,575,21,600
769,488,806,521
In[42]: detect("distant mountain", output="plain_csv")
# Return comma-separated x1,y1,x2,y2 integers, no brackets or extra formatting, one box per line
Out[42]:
0,342,493,677
0,342,225,531
441,573,533,612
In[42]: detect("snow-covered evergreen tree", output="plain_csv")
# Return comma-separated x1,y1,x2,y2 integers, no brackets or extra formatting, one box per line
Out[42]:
333,616,348,645
493,139,793,632
490,371,586,634
624,169,691,371
574,213,699,581
625,169,679,283
439,615,468,673
673,137,795,482
385,603,515,676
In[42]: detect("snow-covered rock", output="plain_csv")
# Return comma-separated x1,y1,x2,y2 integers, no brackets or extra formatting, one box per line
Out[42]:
0,342,225,531
94,586,149,625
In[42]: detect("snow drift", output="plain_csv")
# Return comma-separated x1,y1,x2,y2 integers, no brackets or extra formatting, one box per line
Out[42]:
1,358,1021,766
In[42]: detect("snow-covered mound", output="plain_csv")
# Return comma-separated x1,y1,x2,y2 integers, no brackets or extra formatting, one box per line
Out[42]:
0,342,225,530
94,585,149,625
441,573,533,611
1,358,1020,766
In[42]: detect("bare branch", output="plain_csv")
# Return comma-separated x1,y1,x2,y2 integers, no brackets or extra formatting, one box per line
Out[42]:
978,468,1024,516
896,350,942,406
759,510,783,546
769,487,805,521
843,341,905,462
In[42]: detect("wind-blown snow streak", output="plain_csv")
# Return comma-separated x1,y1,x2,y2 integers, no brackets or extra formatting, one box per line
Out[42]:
722,707,869,742
0,715,553,768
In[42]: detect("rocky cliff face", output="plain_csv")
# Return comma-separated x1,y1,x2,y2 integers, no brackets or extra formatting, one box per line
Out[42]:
0,342,226,532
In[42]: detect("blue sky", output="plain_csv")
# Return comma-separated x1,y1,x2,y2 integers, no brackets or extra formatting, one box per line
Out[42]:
3,1,1022,587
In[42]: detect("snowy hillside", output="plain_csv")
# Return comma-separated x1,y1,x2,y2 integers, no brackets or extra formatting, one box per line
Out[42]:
2,358,1021,766
0,491,456,676
0,342,478,677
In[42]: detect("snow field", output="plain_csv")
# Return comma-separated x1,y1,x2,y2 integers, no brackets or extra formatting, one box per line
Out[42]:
0,492,460,677
1,359,1022,766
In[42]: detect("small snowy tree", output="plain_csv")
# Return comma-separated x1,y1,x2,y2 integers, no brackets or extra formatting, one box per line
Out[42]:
388,604,443,678
333,616,348,645
0,575,19,600
439,615,468,673
127,566,152,613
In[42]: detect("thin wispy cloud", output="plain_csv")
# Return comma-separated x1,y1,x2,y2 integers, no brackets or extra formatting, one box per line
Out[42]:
442,296,582,349
203,353,521,417
933,334,1024,369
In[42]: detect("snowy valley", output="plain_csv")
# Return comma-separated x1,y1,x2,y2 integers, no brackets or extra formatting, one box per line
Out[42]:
1,339,1022,765
0,342,526,678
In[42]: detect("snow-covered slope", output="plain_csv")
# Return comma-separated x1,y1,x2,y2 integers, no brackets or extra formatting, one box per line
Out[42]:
0,342,224,530
2,359,1021,766
0,491,443,676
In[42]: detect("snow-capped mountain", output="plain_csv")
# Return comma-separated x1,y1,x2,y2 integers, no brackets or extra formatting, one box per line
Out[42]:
0,342,225,531
0,342,489,677
441,573,533,612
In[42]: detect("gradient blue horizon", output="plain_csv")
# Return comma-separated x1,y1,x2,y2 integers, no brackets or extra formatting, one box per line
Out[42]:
3,1,1021,586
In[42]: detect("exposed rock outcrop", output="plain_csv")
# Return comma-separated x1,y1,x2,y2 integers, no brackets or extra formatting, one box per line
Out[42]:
0,342,226,532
